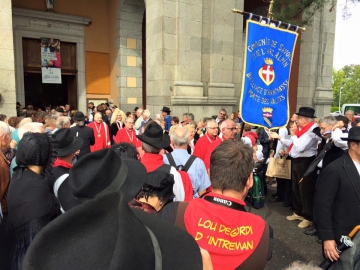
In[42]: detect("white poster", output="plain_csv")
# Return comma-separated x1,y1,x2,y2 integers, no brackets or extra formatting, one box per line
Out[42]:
41,38,62,84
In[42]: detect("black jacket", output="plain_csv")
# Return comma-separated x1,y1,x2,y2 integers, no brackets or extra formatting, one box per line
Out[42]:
70,125,95,159
315,152,360,242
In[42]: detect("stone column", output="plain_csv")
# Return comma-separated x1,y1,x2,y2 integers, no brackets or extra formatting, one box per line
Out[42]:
297,4,336,116
0,0,16,117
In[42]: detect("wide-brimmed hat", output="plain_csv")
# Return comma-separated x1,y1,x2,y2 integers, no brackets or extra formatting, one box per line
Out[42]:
295,107,316,118
58,148,147,211
23,191,203,270
161,106,171,113
137,122,170,149
53,129,83,157
341,126,360,141
74,111,85,121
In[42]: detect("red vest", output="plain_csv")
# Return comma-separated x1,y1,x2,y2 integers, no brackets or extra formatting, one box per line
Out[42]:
184,193,267,270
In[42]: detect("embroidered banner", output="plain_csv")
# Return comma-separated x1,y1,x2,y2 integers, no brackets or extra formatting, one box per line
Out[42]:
240,20,298,129
41,38,62,84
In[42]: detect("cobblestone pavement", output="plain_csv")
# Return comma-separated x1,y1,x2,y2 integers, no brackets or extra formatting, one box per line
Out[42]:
250,185,324,270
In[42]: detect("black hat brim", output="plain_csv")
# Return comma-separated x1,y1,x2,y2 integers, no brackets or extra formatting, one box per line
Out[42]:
119,158,148,202
132,208,203,269
56,137,83,157
295,112,316,118
23,191,203,270
62,156,147,212
136,134,170,149
341,136,360,141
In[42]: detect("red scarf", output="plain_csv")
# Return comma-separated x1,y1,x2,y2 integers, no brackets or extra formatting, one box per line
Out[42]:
53,159,72,169
288,122,315,153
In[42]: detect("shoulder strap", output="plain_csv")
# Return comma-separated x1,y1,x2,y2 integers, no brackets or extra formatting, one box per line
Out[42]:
157,164,172,174
165,153,177,168
53,173,69,214
182,155,197,172
175,201,189,231
53,173,69,198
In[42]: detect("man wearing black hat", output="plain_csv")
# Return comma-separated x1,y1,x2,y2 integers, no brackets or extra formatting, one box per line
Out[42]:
161,106,172,132
271,107,321,229
70,111,95,159
137,122,185,201
47,129,83,195
315,127,360,267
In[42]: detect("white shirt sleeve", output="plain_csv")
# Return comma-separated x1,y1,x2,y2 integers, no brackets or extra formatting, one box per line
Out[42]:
332,128,348,150
170,167,185,201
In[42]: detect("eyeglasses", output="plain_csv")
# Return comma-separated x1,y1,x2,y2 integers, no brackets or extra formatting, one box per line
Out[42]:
207,127,219,129
224,127,237,131
219,113,226,116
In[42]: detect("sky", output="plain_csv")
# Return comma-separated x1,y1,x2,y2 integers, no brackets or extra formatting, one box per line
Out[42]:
333,0,360,70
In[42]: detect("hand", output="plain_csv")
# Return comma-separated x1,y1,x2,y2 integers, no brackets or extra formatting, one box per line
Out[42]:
200,248,213,270
270,151,275,157
10,140,17,149
333,121,344,131
323,240,340,262
270,132,280,139
290,122,297,136
279,150,285,157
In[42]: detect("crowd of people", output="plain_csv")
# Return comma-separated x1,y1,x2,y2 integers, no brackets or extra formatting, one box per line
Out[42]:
0,101,360,269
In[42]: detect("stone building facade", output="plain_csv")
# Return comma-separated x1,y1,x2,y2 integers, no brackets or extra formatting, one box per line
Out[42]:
0,0,336,119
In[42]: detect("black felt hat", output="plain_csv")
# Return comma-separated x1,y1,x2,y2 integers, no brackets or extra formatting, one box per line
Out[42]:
136,122,170,149
295,107,316,118
56,107,64,113
65,148,147,207
342,126,360,141
23,191,203,270
53,129,83,157
161,106,171,113
74,111,85,121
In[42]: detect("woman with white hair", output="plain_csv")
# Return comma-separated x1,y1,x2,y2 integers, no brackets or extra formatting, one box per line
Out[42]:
109,109,126,145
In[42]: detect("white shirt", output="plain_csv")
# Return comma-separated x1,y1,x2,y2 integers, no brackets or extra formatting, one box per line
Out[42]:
353,160,360,176
280,123,320,158
275,127,289,158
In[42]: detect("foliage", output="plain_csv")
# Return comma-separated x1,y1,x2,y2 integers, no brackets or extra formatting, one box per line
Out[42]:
332,65,360,106
331,107,340,112
271,0,359,27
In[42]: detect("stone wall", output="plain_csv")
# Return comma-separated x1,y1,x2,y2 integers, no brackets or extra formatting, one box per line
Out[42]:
117,0,242,120
0,0,16,117
297,3,336,116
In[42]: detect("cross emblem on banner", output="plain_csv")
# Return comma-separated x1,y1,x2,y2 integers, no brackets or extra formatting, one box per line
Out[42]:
262,65,274,82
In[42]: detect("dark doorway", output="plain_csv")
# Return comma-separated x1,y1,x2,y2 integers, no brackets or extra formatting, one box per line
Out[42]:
22,38,78,110
24,73,77,109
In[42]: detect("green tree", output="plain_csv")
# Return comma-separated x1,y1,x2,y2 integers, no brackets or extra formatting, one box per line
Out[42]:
271,0,360,26
332,65,360,107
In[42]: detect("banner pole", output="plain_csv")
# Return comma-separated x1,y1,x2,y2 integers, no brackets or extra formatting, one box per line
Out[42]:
267,0,274,19
231,8,306,32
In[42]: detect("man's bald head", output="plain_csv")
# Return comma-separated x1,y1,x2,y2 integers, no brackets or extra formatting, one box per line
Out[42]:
220,119,236,140
172,126,190,148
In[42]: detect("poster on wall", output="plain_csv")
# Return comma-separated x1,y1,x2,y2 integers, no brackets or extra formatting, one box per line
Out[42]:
41,37,62,84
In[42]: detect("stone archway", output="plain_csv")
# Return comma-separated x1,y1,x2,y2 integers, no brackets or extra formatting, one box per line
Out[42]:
116,0,145,112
